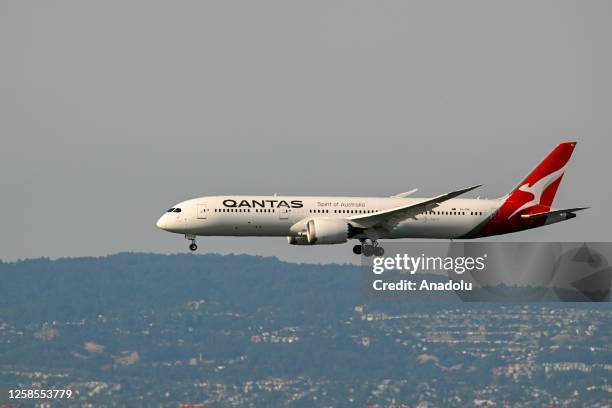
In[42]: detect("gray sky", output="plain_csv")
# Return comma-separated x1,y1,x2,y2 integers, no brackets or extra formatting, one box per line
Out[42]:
1,1,611,264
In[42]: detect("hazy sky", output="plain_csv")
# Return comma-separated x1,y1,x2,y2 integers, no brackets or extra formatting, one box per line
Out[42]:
1,1,611,264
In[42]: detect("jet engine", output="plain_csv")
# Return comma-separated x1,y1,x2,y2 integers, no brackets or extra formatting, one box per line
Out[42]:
306,219,349,244
287,236,310,245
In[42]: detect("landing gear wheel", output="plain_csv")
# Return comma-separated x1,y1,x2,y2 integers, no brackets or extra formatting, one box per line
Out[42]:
352,245,362,255
362,245,374,257
185,234,197,252
374,246,384,256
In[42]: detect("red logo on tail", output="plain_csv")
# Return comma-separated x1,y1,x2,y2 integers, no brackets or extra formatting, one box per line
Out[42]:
500,142,576,220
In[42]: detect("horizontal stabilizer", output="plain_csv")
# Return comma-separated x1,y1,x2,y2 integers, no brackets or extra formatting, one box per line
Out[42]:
520,207,589,219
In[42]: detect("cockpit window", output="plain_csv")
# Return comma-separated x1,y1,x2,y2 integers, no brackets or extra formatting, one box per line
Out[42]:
167,208,175,212
173,208,182,213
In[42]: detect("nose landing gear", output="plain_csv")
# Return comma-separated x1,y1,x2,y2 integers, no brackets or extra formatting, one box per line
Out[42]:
186,234,198,251
353,240,384,257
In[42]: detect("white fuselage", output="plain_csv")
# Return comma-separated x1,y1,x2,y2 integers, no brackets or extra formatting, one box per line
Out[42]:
156,195,502,240
156,143,583,250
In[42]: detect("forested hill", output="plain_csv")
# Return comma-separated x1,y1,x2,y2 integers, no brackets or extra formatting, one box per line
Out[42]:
0,253,360,324
1,253,610,406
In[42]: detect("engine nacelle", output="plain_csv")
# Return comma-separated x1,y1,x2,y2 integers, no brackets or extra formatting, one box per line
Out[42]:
287,236,310,245
306,219,349,244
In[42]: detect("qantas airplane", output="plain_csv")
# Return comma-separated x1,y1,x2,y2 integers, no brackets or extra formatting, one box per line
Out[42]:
156,142,587,256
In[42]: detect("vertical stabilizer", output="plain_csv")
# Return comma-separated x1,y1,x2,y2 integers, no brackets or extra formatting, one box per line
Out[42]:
499,142,576,220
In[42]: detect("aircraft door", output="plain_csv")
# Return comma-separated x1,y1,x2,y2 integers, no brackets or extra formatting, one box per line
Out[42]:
278,208,290,220
197,204,208,219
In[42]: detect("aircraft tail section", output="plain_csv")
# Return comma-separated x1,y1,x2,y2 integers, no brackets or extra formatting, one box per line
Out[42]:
499,142,577,219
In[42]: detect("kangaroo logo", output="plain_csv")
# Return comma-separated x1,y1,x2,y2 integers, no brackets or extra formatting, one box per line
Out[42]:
507,165,566,219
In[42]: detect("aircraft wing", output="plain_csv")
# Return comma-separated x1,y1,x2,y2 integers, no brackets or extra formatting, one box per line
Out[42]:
349,185,482,229
520,207,589,219
390,188,418,198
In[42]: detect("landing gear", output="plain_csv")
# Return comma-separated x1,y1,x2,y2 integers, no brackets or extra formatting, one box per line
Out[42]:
186,234,198,251
353,240,384,257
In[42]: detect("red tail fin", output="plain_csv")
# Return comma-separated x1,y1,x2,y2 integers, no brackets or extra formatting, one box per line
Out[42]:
500,142,576,219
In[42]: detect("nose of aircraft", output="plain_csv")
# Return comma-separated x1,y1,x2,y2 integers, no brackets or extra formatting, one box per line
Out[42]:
156,214,167,230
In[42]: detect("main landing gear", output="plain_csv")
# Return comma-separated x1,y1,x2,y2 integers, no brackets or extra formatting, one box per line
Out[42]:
353,240,384,257
186,234,198,251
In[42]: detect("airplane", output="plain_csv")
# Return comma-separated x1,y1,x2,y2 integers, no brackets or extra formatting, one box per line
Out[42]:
156,142,588,256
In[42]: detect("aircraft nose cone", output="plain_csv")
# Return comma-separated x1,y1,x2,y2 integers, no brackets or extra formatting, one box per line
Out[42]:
156,215,167,230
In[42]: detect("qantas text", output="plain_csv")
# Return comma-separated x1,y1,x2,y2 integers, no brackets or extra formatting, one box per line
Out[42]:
223,199,304,209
